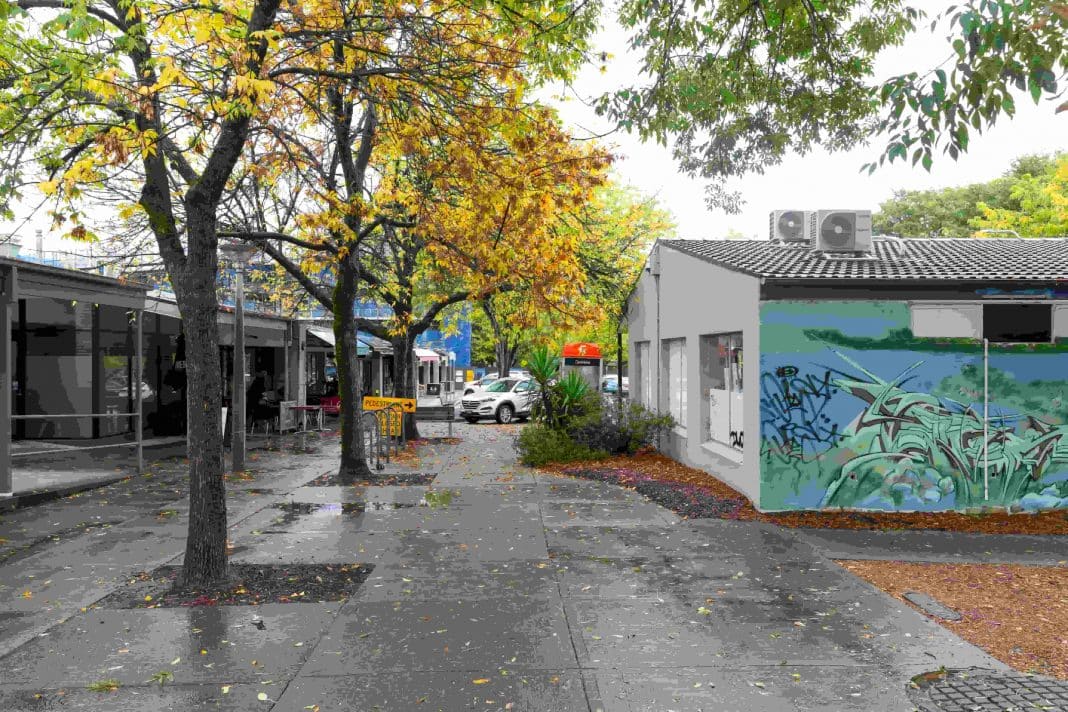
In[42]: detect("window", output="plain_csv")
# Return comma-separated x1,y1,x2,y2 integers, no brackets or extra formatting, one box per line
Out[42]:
984,304,1052,343
635,341,651,407
700,333,743,451
660,338,686,428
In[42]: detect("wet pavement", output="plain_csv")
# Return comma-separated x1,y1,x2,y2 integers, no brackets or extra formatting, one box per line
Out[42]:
798,527,1068,566
0,423,1063,710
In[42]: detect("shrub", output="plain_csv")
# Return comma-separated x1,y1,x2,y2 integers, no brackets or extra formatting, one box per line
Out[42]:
567,402,675,455
516,423,608,467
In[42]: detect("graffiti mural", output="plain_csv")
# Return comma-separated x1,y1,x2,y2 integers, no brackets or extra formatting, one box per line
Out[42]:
760,301,1068,512
760,365,840,464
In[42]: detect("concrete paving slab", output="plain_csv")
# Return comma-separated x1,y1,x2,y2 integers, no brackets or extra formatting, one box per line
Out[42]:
537,479,646,503
281,486,379,504
541,500,679,527
798,527,1068,565
368,505,541,533
0,563,156,615
301,598,576,675
430,469,536,486
425,486,545,510
554,555,780,604
0,682,275,711
566,593,997,670
21,526,186,568
0,603,340,686
229,529,476,566
277,669,588,711
356,560,560,602
660,549,883,603
546,524,764,560
587,666,920,712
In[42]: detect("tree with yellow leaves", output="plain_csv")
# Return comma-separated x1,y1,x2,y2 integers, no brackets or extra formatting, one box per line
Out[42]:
217,0,607,454
0,0,296,586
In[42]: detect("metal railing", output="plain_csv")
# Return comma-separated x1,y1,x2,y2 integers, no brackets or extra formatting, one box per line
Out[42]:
9,412,143,471
359,411,385,471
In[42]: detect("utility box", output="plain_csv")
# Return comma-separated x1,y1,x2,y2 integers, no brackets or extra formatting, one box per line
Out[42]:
561,342,602,392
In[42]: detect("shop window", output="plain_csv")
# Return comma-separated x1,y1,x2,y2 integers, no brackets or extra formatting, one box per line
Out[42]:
700,333,743,452
634,341,651,407
660,338,686,430
983,304,1052,343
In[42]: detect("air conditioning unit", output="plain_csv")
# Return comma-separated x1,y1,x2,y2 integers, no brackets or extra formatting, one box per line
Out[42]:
769,210,809,243
808,210,873,253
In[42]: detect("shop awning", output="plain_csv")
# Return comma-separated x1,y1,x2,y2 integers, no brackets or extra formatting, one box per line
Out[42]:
415,347,441,362
308,327,371,355
307,327,335,347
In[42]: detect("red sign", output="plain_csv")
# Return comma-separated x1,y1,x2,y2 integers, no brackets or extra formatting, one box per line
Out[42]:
562,342,602,359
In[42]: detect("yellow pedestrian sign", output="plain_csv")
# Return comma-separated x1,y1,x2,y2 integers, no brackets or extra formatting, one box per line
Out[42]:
362,396,415,436
362,396,416,413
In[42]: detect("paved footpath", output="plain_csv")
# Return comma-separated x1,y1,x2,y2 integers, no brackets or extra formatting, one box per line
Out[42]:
0,423,1064,710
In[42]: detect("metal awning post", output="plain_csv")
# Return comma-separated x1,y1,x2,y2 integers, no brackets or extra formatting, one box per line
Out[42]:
0,265,15,497
221,242,257,473
983,337,989,501
135,308,143,474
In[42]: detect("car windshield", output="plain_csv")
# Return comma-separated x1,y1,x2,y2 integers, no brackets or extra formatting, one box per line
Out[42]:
603,381,618,392
486,379,516,393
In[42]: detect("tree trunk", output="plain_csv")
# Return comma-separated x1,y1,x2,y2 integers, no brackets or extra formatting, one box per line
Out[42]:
175,210,227,588
333,265,372,482
391,333,420,440
495,340,517,379
481,299,515,377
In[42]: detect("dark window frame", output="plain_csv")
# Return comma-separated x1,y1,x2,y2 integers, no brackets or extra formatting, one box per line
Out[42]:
982,303,1053,344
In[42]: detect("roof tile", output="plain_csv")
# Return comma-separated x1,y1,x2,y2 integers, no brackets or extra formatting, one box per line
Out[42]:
661,238,1068,281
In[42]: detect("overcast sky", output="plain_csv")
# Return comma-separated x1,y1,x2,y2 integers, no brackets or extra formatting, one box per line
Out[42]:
5,5,1067,251
538,5,1068,240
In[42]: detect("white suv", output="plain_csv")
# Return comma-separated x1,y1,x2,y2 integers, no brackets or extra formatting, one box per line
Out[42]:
462,370,528,396
459,378,538,424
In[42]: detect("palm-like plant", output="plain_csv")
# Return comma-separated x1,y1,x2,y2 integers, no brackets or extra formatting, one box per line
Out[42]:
527,345,561,426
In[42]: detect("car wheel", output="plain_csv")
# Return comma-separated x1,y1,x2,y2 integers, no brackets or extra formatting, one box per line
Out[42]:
496,403,515,424
463,417,479,424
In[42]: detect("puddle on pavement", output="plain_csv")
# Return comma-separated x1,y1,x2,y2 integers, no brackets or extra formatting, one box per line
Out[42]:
267,501,422,528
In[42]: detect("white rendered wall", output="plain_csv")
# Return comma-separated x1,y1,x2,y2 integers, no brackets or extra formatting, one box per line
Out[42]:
627,244,762,505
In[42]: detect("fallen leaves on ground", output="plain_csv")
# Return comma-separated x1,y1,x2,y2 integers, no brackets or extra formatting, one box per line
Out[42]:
540,453,1068,534
839,559,1068,679
93,564,373,608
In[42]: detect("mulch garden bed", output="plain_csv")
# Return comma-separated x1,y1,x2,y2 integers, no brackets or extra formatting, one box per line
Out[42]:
305,472,437,487
540,453,1068,534
839,560,1068,679
94,563,373,609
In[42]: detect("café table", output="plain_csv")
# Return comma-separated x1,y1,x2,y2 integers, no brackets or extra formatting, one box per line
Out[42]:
289,404,325,432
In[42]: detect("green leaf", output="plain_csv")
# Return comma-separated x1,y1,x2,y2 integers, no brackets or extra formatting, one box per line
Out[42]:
1029,77,1042,104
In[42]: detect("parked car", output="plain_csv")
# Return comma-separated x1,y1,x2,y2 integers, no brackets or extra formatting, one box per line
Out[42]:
459,377,538,424
601,375,629,396
462,369,528,396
